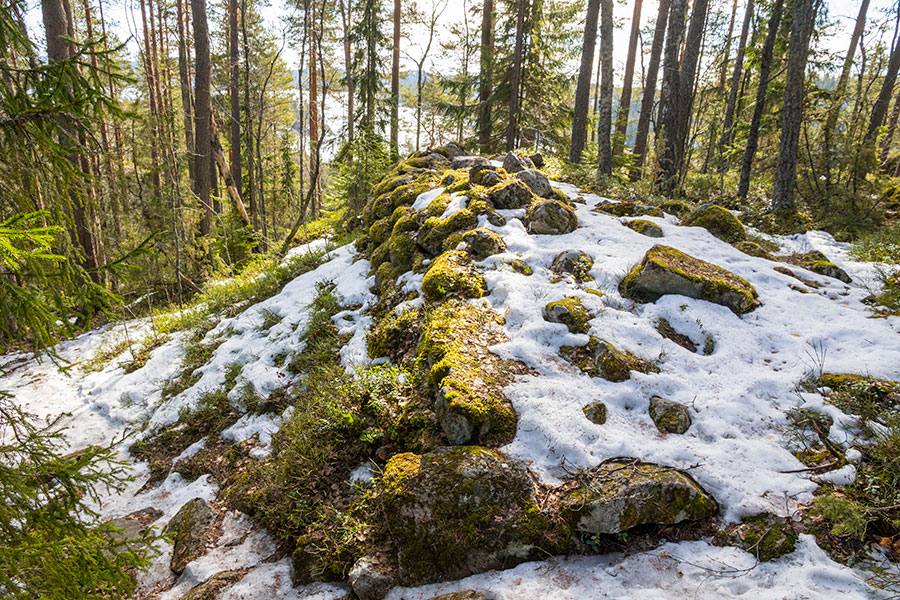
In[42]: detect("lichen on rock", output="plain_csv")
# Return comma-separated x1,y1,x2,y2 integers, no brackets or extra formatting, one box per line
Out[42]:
780,250,852,283
625,219,664,238
165,497,216,575
649,396,691,434
550,249,594,282
543,297,593,334
713,513,797,561
593,200,663,218
515,168,552,198
525,198,578,235
486,178,535,209
583,401,608,425
679,204,747,243
560,336,658,382
620,245,759,314
444,227,507,259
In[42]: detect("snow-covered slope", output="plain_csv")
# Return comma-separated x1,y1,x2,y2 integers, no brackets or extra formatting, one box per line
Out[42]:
3,177,900,599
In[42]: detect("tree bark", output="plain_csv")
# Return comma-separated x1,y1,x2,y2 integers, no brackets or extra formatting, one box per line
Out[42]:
880,83,900,165
175,0,196,193
613,0,643,157
229,0,241,199
339,0,354,159
630,0,670,180
770,0,817,212
191,0,212,235
655,0,688,190
597,0,613,175
390,0,401,160
210,112,251,227
506,0,526,151
478,0,494,152
737,0,782,201
825,0,869,137
718,0,754,170
308,0,320,211
569,0,600,163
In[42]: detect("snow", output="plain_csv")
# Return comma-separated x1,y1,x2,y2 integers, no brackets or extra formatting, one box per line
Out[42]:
411,186,446,211
440,193,468,219
4,178,900,598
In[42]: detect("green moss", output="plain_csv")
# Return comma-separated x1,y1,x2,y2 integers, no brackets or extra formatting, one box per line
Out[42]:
421,251,486,301
594,200,663,218
560,336,658,382
781,251,852,283
423,192,454,217
444,227,507,258
714,513,797,562
369,217,392,244
367,309,421,361
733,240,774,259
679,205,747,243
620,245,759,315
420,210,479,255
502,258,533,275
369,243,390,270
388,232,417,272
659,199,693,217
625,219,663,238
543,297,593,334
525,198,578,234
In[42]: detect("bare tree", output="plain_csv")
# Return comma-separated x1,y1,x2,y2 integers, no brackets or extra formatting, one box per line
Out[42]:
507,0,526,150
613,0,643,157
569,0,600,163
630,0,670,180
597,0,613,175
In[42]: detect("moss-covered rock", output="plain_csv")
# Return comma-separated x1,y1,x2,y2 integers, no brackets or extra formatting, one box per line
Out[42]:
417,301,523,445
525,199,578,235
369,243,391,270
369,217,393,245
502,152,533,173
388,232,417,272
655,318,697,353
543,297,593,334
560,336,659,382
649,396,691,434
368,309,421,363
583,401,608,425
377,447,566,586
594,200,663,218
445,227,507,259
486,178,535,209
550,249,594,281
180,570,245,600
659,199,693,217
428,591,487,600
469,165,503,187
560,459,716,534
451,155,491,169
348,555,396,600
503,257,533,276
713,513,797,561
679,204,747,243
419,209,479,255
625,219,664,238
421,251,486,302
620,245,759,315
165,497,216,575
515,168,552,198
733,240,775,259
432,141,466,160
780,250,852,283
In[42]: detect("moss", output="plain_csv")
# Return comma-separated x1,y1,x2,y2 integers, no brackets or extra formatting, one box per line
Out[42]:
375,261,398,291
444,227,507,258
781,251,852,283
420,209,479,255
625,219,663,238
367,309,422,362
620,245,759,315
525,198,578,234
655,318,697,353
369,242,390,271
369,218,392,244
543,297,593,334
503,258,533,276
733,240,774,259
659,199,693,217
583,401,607,424
679,204,747,243
423,192,454,217
485,178,535,209
713,513,797,562
818,373,899,422
440,168,468,188
388,232,417,272
594,200,663,218
421,251,486,301
560,336,659,382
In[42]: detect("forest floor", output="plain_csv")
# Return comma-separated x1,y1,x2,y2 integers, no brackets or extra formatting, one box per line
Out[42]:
4,170,900,599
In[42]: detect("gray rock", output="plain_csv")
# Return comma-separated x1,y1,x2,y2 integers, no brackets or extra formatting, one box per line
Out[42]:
550,250,594,280
487,211,507,226
583,401,607,425
427,152,450,165
528,153,544,168
542,297,593,334
429,592,488,600
502,152,533,173
179,570,244,600
561,459,716,534
451,155,491,169
515,168,552,198
349,555,396,600
165,497,216,575
525,199,578,235
486,179,534,209
456,228,507,259
649,396,691,434
470,165,502,187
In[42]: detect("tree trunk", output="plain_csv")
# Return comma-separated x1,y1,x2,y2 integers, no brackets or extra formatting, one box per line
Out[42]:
630,0,670,180
737,0,783,201
210,112,251,227
229,0,241,199
719,0,739,90
191,0,212,236
880,84,900,165
390,0,401,160
718,0,754,170
569,0,600,163
175,0,195,193
770,0,817,212
655,0,688,190
242,0,257,230
308,0,320,211
613,0,643,157
138,0,162,200
478,0,494,152
339,0,354,159
825,0,869,137
597,0,613,175
506,0,526,151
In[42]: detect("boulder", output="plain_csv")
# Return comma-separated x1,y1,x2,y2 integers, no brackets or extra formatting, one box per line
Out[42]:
659,199,693,217
180,570,244,600
503,257,533,276
451,155,492,169
620,245,759,315
515,168,552,198
528,153,544,168
433,141,466,160
733,240,775,259
166,497,216,575
502,152,534,173
649,396,691,434
781,250,852,284
377,447,560,585
422,251,486,301
560,336,658,382
469,164,501,187
625,219,664,238
486,179,535,209
543,297,593,334
713,513,797,562
349,555,396,600
447,227,507,259
583,401,608,425
594,200,662,218
426,152,450,165
560,459,716,534
525,199,578,235
420,209,479,256
679,204,747,243
550,250,594,281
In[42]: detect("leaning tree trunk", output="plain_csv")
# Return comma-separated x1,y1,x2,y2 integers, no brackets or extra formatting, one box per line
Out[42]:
738,0,783,201
478,0,494,152
506,0,526,151
597,0,613,176
569,0,600,163
770,0,817,212
630,0,670,181
718,0,754,171
613,0,643,157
